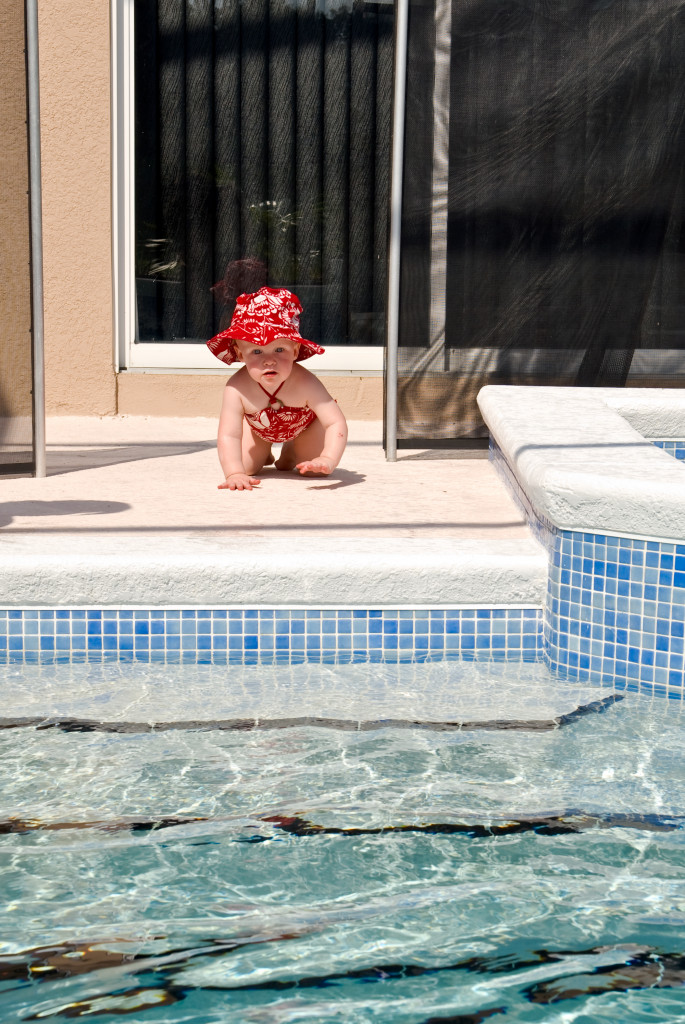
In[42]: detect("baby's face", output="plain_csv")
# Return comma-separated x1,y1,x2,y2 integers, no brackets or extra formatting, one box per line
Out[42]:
236,338,300,389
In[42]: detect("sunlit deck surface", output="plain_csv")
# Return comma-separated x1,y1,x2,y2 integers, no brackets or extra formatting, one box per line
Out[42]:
0,418,546,607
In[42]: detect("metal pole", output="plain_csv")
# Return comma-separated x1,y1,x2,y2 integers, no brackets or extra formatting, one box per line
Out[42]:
25,0,46,477
385,0,409,461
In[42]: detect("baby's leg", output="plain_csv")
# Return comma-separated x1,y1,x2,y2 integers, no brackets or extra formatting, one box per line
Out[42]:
275,419,325,471
242,420,273,474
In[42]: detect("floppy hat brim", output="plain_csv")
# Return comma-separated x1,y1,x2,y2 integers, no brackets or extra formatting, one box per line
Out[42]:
207,328,325,366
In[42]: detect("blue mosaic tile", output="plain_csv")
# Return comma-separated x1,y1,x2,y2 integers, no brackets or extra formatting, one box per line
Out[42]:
653,440,685,461
0,607,544,667
545,528,685,692
492,436,685,695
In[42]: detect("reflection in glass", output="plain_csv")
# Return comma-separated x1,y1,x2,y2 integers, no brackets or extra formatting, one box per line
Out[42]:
134,0,393,347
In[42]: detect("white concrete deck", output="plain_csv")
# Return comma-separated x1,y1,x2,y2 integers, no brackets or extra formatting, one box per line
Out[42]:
0,418,546,607
478,386,685,541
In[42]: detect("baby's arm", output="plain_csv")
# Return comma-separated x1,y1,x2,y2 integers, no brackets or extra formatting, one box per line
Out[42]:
217,383,260,490
296,379,348,476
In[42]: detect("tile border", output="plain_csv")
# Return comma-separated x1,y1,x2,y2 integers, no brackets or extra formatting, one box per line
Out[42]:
0,607,543,665
653,439,685,461
492,438,685,696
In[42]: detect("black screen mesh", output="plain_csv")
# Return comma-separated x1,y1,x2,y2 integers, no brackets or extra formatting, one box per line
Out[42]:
398,0,685,444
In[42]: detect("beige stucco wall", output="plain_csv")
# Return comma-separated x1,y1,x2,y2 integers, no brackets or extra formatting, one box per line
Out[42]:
0,0,33,425
39,0,116,415
37,1,382,419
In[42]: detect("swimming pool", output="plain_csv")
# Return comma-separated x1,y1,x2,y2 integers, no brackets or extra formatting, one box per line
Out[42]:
2,659,685,1023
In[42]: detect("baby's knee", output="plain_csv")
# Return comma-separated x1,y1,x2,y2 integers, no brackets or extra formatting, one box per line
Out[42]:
243,449,272,474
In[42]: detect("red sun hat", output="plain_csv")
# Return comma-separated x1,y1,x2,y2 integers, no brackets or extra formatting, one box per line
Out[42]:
207,286,325,365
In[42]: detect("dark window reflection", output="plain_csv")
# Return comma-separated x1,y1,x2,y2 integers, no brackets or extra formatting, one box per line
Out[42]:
134,0,393,347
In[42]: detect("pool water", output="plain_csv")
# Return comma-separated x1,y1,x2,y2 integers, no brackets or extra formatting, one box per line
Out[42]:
1,661,685,1022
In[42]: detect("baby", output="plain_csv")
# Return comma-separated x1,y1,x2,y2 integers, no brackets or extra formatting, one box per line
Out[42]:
207,286,348,491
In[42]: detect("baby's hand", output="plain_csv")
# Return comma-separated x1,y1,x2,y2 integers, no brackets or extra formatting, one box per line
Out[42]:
219,473,261,491
296,457,334,476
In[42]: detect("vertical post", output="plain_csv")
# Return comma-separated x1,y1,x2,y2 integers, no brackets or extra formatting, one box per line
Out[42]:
385,0,409,461
25,0,46,477
430,0,451,370
112,0,136,371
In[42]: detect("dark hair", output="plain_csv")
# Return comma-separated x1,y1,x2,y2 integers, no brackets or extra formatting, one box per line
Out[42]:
210,258,268,307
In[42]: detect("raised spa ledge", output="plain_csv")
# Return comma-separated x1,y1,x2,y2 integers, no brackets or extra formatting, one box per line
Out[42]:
477,386,685,542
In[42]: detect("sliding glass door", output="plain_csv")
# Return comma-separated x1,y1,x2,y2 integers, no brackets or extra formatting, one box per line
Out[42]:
134,0,393,353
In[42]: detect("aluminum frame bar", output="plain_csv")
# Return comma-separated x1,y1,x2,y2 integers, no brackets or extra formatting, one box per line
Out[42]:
385,0,409,461
25,0,46,477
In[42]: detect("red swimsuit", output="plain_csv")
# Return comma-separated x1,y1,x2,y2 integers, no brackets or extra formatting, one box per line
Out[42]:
245,381,316,444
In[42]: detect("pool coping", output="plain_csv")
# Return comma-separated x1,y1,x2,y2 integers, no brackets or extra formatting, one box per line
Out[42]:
5,394,684,695
477,386,685,695
0,533,547,607
477,386,685,541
